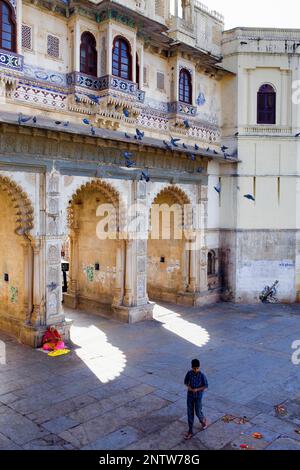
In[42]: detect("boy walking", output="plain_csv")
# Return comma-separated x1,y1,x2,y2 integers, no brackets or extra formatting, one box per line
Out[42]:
184,359,208,440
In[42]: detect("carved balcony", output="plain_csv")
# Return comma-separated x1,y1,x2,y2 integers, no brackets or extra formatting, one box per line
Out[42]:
0,49,24,72
168,101,197,132
67,72,146,129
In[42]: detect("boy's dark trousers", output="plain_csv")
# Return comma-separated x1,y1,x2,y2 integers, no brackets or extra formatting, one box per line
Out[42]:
187,392,204,434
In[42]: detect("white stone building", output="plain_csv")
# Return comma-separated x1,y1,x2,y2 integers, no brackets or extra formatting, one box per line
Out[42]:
0,0,299,346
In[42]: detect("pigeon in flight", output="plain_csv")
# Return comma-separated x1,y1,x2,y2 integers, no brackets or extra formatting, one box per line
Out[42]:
141,171,150,182
214,183,221,194
244,194,255,201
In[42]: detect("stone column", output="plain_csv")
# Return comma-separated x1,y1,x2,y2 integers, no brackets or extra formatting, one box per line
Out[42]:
112,240,125,307
21,239,33,324
66,228,79,308
31,237,43,326
187,239,197,293
112,180,153,322
43,170,72,341
198,184,209,293
123,239,134,307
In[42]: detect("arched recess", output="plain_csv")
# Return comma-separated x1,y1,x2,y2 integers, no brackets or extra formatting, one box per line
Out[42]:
0,175,34,336
64,179,124,315
147,185,192,303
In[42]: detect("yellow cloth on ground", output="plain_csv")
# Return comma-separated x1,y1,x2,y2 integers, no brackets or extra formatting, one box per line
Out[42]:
47,349,71,357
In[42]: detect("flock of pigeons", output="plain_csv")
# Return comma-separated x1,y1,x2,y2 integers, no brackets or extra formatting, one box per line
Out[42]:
18,110,298,203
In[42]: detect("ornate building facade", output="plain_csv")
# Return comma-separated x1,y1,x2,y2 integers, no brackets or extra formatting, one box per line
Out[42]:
0,0,299,346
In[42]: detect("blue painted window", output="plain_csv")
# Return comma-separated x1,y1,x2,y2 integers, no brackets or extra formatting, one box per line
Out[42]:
80,32,97,77
112,37,132,81
179,68,192,104
0,0,16,52
257,84,276,124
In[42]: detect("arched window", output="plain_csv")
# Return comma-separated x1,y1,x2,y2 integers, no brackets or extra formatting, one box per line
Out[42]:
257,84,276,125
207,251,216,276
179,68,192,104
136,53,140,87
112,36,132,81
0,0,16,52
80,32,97,77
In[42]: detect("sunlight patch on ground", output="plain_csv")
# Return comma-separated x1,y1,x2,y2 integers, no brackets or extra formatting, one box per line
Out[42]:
153,304,210,348
71,324,126,383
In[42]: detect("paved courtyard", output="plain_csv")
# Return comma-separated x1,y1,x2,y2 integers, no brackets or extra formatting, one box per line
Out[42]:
1,302,300,450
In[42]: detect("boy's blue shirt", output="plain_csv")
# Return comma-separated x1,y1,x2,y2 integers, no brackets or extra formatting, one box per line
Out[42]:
184,370,208,397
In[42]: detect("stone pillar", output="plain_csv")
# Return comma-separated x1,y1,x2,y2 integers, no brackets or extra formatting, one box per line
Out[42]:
198,184,209,294
43,170,72,342
65,228,79,308
21,239,33,324
31,237,44,327
187,239,197,293
112,240,125,307
124,239,134,307
112,180,153,323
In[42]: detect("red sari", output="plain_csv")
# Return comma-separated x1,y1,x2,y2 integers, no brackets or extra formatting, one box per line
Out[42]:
42,327,65,351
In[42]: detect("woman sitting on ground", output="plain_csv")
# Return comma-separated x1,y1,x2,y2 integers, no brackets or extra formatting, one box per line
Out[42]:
42,326,65,351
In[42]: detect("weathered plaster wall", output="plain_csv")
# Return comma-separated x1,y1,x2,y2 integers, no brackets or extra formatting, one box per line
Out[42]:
0,188,25,318
76,188,117,307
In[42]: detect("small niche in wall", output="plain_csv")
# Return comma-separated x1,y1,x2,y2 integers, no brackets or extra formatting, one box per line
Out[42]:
160,257,165,263
95,263,100,271
4,273,9,282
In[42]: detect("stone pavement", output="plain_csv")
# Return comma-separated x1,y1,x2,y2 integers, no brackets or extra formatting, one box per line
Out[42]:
1,302,300,450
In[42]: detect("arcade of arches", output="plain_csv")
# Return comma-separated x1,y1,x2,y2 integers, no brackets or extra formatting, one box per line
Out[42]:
0,173,218,347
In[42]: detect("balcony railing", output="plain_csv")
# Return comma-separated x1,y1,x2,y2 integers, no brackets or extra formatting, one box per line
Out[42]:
0,49,23,72
67,72,145,103
169,101,197,116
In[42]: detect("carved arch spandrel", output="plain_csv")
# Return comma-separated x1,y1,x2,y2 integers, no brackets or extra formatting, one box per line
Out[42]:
0,175,34,237
67,179,125,235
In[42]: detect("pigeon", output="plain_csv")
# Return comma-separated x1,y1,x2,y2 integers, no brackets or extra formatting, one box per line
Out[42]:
195,144,200,151
125,133,131,139
213,150,219,155
18,114,34,125
123,152,133,160
214,183,221,194
91,126,96,136
63,121,69,127
182,143,188,149
206,147,211,152
163,140,172,150
295,132,300,137
183,120,190,129
188,153,196,161
125,160,135,168
123,109,130,118
221,146,229,152
135,128,145,140
55,121,62,125
244,194,255,201
171,137,181,147
141,171,150,182
82,118,90,125
235,132,239,136
32,116,37,123
197,167,204,173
